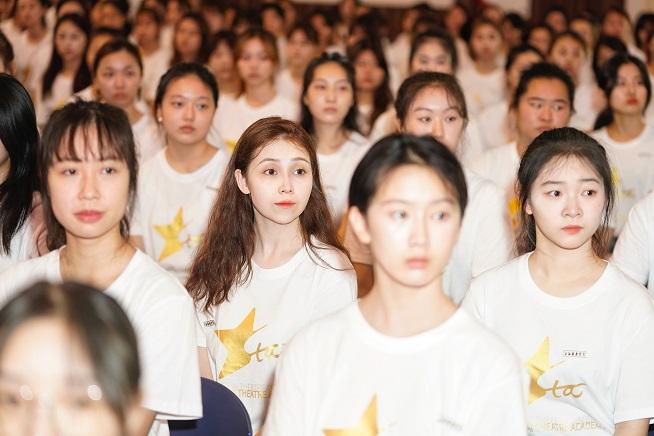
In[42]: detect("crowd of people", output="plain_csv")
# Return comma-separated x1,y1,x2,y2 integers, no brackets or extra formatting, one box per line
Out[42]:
1,0,654,434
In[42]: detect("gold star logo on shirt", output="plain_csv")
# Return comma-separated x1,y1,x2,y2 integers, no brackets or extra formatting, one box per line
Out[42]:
323,395,378,436
153,208,186,261
526,337,561,404
215,308,265,379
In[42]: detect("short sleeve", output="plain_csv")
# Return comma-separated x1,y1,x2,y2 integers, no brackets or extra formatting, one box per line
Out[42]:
310,263,357,321
612,197,651,287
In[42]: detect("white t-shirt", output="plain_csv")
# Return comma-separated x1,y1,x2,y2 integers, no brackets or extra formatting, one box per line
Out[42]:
317,131,370,223
275,68,301,105
456,66,505,117
131,148,229,284
141,47,171,103
478,100,513,149
13,31,51,89
196,243,357,432
0,19,22,49
263,304,527,435
612,191,654,290
213,93,299,151
132,111,163,162
0,249,203,436
36,74,74,127
0,221,34,273
462,254,654,435
570,82,600,132
469,141,521,240
591,125,654,234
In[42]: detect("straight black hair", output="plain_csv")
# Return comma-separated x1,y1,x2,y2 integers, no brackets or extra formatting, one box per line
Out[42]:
154,62,219,111
511,62,575,111
505,43,543,71
93,38,143,76
0,31,14,72
592,35,627,83
0,74,39,255
409,29,458,72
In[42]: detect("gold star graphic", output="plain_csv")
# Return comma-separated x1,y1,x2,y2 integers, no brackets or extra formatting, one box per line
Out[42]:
323,395,378,436
216,309,265,379
526,337,561,404
154,208,186,261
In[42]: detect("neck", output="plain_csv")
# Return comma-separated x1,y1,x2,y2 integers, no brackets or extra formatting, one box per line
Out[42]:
252,214,304,268
516,137,529,157
139,39,159,55
245,81,276,106
62,58,81,75
475,58,497,74
357,89,374,106
123,103,142,124
314,122,348,154
288,64,304,81
218,76,241,96
608,113,645,141
165,140,216,173
27,23,45,40
360,267,456,337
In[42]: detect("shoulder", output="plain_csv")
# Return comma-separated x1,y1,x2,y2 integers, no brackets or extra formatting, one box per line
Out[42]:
0,251,59,302
116,251,191,303
465,170,503,199
138,149,166,177
469,255,523,295
306,239,354,272
286,302,358,350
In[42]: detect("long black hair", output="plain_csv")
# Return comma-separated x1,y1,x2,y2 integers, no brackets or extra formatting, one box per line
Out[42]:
42,13,92,99
0,74,39,255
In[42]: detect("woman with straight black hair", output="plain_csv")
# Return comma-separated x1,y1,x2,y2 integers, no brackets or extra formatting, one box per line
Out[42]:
0,73,43,273
464,127,654,435
264,134,526,434
0,281,146,435
591,53,654,236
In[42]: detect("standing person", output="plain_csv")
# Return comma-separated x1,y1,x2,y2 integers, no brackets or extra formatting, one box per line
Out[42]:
471,62,574,237
0,100,202,436
213,28,298,151
0,74,44,272
591,54,654,237
463,127,654,436
187,117,356,433
131,63,229,284
300,53,368,225
263,134,526,435
92,39,162,162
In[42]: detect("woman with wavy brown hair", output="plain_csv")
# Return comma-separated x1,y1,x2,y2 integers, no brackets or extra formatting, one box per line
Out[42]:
187,116,356,433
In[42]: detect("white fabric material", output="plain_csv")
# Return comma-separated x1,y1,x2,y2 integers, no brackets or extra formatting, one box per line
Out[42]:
275,68,301,105
196,243,356,432
317,131,370,223
591,125,654,234
131,148,229,283
264,304,527,435
13,31,51,88
35,74,73,127
212,93,299,150
456,66,505,117
570,82,600,132
141,47,171,103
613,191,654,291
0,222,33,273
132,111,163,162
478,100,512,149
0,249,203,436
462,254,654,434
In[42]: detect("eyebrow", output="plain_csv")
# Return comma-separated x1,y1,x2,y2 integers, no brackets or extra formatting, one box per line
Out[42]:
312,78,350,84
540,178,600,186
379,198,455,206
257,157,311,164
411,106,459,113
169,94,211,100
526,97,569,104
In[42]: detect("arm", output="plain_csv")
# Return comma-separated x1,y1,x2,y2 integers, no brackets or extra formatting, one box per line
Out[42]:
198,347,213,379
614,419,649,436
128,408,156,436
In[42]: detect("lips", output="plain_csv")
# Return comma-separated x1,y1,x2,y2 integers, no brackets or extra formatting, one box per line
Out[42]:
180,125,195,133
75,210,104,223
562,225,582,234
406,257,428,268
626,97,639,105
275,201,296,208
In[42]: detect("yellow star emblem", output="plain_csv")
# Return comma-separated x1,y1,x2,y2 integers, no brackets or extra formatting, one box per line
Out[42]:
216,309,265,379
526,337,561,404
323,395,378,436
153,208,186,261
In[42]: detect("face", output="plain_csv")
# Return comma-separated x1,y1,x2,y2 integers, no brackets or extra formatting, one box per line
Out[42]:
16,0,44,29
545,11,567,34
0,318,124,436
165,0,184,26
304,62,353,126
235,140,313,227
353,50,384,93
57,1,85,18
95,50,141,109
470,23,502,62
526,157,605,252
208,41,236,81
133,12,159,46
48,131,130,243
502,21,523,49
86,34,114,71
516,78,572,145
570,19,594,51
286,30,317,71
350,165,461,289
55,21,87,64
174,19,202,61
528,27,551,56
410,39,453,75
237,38,276,87
507,51,543,91
444,6,466,35
261,9,283,36
401,86,464,153
157,75,216,147
549,36,585,81
98,3,125,30
602,11,625,38
609,62,648,115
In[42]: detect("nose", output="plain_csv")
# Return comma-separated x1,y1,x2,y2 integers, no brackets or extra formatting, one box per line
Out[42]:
183,102,194,120
29,400,58,436
408,214,428,247
431,118,444,139
325,85,336,102
539,104,553,122
79,172,99,200
563,194,581,218
114,72,125,88
278,172,293,194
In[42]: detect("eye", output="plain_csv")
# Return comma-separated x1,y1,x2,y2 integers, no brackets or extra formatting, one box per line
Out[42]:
294,167,307,175
390,210,407,220
196,103,209,110
582,189,596,196
418,116,432,123
547,190,561,197
171,101,183,108
432,211,449,221
63,168,77,176
553,103,565,112
101,167,116,175
263,168,277,176
445,115,460,123
529,101,543,109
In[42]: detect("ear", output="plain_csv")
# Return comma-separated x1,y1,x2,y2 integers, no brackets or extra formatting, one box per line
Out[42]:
394,116,404,134
234,169,250,194
348,206,372,245
155,107,163,123
525,199,533,215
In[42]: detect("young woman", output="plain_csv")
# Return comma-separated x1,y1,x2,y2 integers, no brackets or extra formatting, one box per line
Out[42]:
300,53,368,225
0,281,147,435
526,23,554,58
12,0,51,86
187,116,356,433
130,63,229,284
0,100,202,436
0,74,44,272
348,37,392,137
591,54,654,236
276,23,319,103
214,28,299,150
346,72,510,301
264,134,526,435
463,127,654,435
132,6,171,105
93,39,162,162
36,13,91,126
169,12,209,66
207,30,241,100
457,17,505,116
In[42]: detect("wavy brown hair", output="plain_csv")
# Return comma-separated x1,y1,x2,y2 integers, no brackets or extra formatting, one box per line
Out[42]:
186,117,347,311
